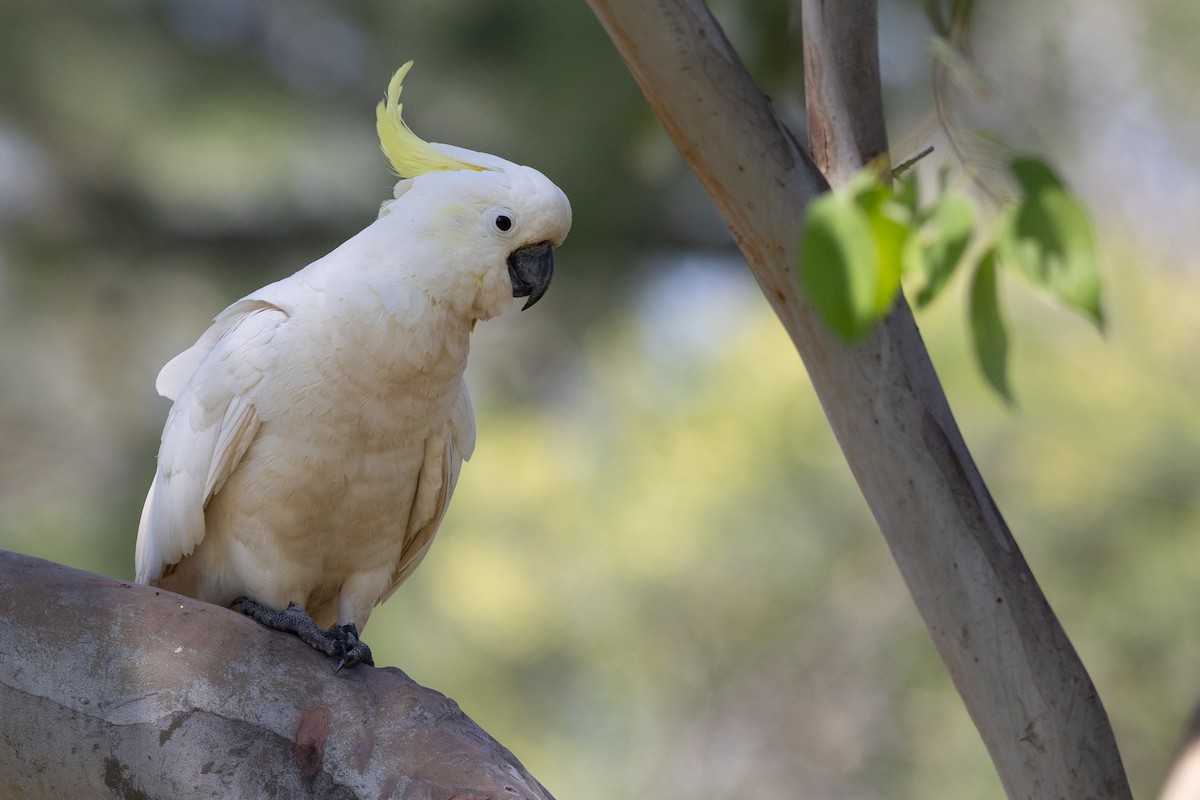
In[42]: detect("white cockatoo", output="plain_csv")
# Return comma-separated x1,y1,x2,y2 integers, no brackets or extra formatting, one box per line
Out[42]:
135,62,571,669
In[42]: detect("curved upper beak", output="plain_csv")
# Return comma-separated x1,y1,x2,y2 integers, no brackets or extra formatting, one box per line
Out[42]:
508,242,555,310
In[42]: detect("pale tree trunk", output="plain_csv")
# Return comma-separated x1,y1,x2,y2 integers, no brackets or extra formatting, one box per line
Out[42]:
584,0,1131,797
0,550,553,800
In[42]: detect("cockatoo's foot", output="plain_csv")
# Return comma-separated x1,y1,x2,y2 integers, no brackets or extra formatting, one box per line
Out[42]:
329,623,374,673
233,597,375,671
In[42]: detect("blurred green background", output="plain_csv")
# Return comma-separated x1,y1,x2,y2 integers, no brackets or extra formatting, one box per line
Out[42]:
2,0,1199,797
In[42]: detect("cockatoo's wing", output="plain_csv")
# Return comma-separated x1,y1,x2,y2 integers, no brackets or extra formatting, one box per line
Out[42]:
135,298,288,584
380,379,476,599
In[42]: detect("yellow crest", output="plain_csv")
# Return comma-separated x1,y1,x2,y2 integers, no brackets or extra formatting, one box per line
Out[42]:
376,62,486,178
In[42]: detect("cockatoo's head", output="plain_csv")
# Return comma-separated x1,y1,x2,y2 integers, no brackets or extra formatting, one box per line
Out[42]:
374,62,572,321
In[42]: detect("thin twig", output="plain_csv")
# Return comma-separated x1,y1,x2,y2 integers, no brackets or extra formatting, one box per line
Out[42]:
892,145,935,178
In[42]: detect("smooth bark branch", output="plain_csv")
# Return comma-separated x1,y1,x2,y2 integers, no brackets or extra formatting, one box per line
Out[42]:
584,1,1130,797
0,550,553,800
801,0,890,182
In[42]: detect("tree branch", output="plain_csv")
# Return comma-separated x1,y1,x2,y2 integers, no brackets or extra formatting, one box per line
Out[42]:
584,1,1130,797
801,0,890,182
0,549,553,800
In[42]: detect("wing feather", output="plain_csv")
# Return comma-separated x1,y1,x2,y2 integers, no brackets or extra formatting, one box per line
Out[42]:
449,378,476,460
380,379,475,600
135,302,288,584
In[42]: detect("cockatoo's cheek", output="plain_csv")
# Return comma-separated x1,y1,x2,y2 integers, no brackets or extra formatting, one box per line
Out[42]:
469,267,516,321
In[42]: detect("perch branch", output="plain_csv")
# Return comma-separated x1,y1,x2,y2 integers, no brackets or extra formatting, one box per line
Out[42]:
0,549,553,800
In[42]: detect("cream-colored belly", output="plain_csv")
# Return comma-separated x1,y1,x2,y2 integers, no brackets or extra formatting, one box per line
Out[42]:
161,388,451,629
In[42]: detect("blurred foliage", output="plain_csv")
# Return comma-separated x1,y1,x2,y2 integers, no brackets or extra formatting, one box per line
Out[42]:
2,0,1200,798
799,155,1102,402
372,259,1200,799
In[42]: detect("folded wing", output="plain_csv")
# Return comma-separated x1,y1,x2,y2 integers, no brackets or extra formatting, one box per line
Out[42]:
381,378,476,599
135,299,288,584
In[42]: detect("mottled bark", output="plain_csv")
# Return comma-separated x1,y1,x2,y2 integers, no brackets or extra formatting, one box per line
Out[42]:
0,549,552,800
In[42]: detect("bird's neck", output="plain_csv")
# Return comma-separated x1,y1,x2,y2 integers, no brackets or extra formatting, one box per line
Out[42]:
322,284,473,391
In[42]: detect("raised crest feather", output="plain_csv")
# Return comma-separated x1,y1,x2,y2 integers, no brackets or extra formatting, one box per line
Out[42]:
376,61,487,178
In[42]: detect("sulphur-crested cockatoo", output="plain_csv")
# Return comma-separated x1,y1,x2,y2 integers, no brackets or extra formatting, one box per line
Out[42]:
135,62,571,669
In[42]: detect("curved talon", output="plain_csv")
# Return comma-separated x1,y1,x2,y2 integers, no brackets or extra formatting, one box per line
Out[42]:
333,624,374,672
232,596,374,670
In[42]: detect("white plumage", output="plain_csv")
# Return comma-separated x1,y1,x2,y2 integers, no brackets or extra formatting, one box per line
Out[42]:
135,67,571,659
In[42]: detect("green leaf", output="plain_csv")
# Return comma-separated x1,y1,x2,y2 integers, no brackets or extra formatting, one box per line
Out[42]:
906,190,977,307
969,251,1015,404
799,189,892,341
998,157,1103,326
857,183,909,318
1008,156,1062,196
893,173,919,215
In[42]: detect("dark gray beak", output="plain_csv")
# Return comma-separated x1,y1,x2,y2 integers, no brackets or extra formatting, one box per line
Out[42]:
507,241,555,310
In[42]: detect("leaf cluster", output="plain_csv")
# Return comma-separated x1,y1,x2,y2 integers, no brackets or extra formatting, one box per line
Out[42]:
797,156,1103,403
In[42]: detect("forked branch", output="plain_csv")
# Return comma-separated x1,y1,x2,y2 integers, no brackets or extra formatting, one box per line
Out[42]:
585,0,1130,796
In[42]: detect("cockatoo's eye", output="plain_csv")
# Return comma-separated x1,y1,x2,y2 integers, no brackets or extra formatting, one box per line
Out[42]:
484,207,518,237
